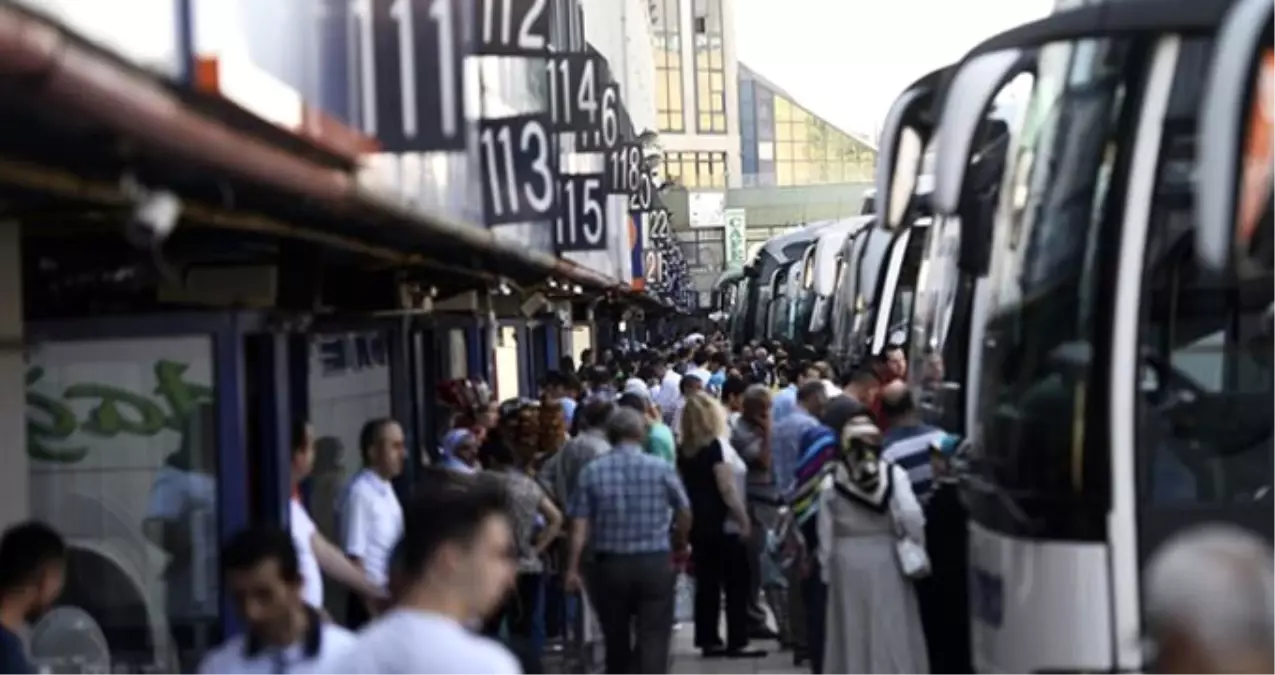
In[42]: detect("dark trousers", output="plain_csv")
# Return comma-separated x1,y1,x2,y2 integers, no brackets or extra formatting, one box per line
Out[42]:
801,570,827,674
345,595,371,630
586,551,675,674
483,572,545,674
691,532,751,650
745,505,771,631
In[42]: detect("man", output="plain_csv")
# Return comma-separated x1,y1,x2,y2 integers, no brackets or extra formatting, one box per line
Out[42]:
840,366,881,408
917,434,972,675
880,344,908,384
584,365,617,402
0,522,66,674
671,374,703,444
321,482,522,674
721,375,749,423
617,392,676,465
768,380,827,665
729,384,780,641
771,362,820,423
652,359,683,425
539,399,614,507
289,421,384,615
687,349,714,389
879,382,947,500
340,417,406,628
542,370,578,428
1144,525,1274,674
706,351,730,394
199,527,355,674
565,408,692,674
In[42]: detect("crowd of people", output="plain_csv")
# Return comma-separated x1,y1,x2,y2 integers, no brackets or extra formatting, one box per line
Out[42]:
0,334,1271,674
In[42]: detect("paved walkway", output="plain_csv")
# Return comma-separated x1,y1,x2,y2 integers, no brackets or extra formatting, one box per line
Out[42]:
669,625,806,675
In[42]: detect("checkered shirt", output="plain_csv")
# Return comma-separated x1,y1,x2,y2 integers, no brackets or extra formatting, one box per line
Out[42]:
568,442,690,554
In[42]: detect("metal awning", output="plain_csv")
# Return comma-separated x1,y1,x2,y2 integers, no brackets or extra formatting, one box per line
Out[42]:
0,3,620,293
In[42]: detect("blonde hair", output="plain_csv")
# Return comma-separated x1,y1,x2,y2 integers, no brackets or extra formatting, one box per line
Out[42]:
680,392,727,456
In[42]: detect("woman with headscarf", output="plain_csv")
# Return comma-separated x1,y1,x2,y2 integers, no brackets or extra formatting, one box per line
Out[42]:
439,428,480,474
816,417,929,674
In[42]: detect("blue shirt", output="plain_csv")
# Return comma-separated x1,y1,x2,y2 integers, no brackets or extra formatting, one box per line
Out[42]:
0,624,33,674
568,442,690,554
771,385,798,423
557,396,578,427
770,408,820,494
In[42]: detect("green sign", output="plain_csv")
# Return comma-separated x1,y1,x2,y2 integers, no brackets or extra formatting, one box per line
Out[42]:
724,208,747,268
26,360,214,463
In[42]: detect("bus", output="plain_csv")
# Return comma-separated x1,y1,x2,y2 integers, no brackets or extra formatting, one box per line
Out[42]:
732,224,829,346
800,216,872,352
898,0,1275,670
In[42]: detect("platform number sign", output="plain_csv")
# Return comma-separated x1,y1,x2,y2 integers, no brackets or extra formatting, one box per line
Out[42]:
628,170,653,213
643,248,663,283
352,0,467,151
478,114,558,225
546,54,602,132
578,83,622,151
605,143,643,194
648,208,671,240
556,174,608,251
475,0,550,55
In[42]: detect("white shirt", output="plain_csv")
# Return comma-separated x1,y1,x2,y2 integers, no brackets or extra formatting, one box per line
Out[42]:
198,622,355,674
340,469,403,590
718,438,749,536
316,608,521,674
654,369,682,420
290,499,324,609
146,465,218,619
687,366,713,386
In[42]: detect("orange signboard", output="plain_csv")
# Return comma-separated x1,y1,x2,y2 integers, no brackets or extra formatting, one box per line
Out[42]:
1236,49,1273,249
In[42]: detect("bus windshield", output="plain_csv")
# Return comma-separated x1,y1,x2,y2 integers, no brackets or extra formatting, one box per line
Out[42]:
1135,38,1272,538
971,37,1138,539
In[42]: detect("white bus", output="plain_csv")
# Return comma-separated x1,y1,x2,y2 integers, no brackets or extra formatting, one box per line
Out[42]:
876,0,1274,670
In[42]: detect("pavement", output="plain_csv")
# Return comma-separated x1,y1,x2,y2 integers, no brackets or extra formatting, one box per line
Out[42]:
669,624,807,675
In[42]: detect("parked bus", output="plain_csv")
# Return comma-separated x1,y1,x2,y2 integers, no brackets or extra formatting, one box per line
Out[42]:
889,0,1275,670
800,216,872,351
732,224,829,346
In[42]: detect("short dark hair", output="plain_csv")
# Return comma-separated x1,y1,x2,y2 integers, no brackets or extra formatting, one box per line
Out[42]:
881,387,917,420
291,419,310,456
616,392,648,415
797,380,827,404
221,525,301,584
359,417,398,461
579,399,615,431
399,480,511,580
0,521,65,594
680,374,703,394
722,375,748,401
787,360,810,383
709,351,729,367
542,370,568,388
839,367,880,389
692,349,711,366
586,364,612,388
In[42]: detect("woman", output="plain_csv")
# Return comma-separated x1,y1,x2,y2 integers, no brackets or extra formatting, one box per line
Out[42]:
678,393,765,659
439,428,480,474
816,417,930,673
482,434,563,674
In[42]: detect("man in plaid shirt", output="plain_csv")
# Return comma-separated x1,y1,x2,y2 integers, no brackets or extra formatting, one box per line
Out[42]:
565,407,692,674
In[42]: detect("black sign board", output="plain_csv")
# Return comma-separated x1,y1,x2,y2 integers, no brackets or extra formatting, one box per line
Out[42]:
604,143,643,195
648,208,671,240
355,0,468,151
555,173,608,252
545,53,603,132
627,170,653,213
478,114,558,225
473,0,551,56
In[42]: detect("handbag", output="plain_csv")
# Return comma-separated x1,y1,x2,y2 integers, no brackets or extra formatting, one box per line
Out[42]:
888,467,931,579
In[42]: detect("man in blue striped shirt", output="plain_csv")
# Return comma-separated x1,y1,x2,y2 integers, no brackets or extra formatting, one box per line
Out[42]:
879,382,946,501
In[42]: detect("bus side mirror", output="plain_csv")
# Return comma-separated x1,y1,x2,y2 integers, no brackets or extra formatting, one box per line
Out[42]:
876,67,948,231
933,49,1035,277
1196,0,1273,275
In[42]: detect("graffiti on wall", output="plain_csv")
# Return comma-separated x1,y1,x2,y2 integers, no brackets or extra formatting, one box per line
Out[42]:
26,360,213,463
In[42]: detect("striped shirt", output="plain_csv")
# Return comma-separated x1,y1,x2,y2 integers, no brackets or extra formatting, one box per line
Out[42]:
881,424,946,500
787,425,839,525
770,408,820,495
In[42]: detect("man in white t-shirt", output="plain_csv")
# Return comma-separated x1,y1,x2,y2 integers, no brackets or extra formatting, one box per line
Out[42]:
338,418,406,628
198,526,355,674
317,476,521,674
288,422,383,614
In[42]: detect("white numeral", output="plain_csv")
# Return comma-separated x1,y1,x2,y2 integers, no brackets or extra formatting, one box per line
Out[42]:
518,0,547,49
429,0,459,139
390,0,417,138
600,86,618,147
482,0,545,49
577,59,597,125
352,0,377,135
522,121,554,212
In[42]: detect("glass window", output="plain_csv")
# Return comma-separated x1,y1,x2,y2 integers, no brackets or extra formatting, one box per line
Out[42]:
971,39,1138,538
775,97,791,122
776,162,793,186
28,336,219,672
775,142,792,160
652,0,684,133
